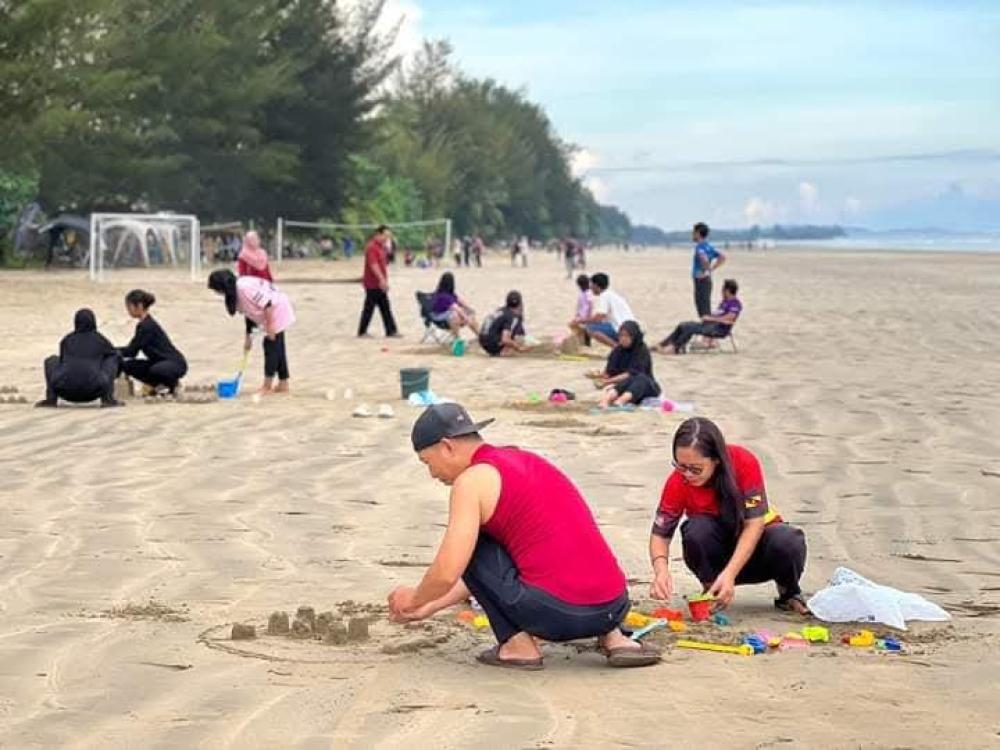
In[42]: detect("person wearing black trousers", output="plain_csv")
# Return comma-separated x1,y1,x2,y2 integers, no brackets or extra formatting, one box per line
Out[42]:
36,308,123,408
648,417,810,616
691,222,726,318
358,225,400,337
118,289,188,395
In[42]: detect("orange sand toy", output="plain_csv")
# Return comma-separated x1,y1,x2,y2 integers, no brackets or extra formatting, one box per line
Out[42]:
456,610,476,624
652,607,685,621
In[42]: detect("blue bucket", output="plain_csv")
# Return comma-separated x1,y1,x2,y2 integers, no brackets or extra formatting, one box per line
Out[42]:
217,376,241,399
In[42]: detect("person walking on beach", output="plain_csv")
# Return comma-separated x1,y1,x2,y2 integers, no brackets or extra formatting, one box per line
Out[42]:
649,417,809,615
387,403,661,670
691,222,726,317
357,225,400,338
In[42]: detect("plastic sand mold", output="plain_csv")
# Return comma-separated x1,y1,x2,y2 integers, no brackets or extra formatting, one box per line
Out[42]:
624,611,652,628
801,625,830,643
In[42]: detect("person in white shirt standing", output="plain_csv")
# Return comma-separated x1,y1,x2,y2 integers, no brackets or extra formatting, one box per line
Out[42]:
570,272,636,348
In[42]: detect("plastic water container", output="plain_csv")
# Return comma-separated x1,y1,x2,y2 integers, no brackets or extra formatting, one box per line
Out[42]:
399,368,431,399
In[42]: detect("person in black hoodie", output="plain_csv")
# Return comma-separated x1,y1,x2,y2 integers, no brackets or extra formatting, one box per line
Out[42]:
593,320,661,409
36,308,123,407
118,289,188,395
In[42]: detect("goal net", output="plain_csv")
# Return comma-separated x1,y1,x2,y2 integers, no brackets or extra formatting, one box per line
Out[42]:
276,218,452,267
89,213,201,281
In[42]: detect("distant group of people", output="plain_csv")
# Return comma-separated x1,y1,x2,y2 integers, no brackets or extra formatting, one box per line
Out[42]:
33,215,817,679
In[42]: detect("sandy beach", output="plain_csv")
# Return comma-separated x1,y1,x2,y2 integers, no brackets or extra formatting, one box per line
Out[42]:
1,246,998,748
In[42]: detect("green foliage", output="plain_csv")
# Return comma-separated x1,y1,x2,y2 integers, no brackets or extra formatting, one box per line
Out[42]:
0,2,637,245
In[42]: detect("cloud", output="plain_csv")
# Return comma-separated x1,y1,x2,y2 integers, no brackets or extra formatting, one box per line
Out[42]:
570,148,599,177
343,0,425,59
798,181,820,214
743,197,788,225
844,197,863,216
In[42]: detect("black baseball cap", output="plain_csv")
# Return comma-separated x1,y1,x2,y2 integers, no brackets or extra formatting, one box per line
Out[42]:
411,403,495,452
506,290,522,308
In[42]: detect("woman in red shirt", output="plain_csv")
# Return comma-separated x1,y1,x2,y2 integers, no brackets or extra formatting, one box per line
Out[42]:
649,417,809,614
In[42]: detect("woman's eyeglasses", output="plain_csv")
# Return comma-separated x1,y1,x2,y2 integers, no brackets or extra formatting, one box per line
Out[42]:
672,460,706,476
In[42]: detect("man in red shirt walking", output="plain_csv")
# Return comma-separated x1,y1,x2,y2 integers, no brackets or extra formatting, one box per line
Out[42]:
357,225,400,337
387,403,660,670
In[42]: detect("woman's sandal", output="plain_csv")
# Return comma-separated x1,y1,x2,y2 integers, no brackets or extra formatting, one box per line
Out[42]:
475,646,544,671
774,593,812,616
602,642,662,668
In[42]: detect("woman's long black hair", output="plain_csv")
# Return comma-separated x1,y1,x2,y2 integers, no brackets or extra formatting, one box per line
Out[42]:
207,269,238,316
673,417,743,540
435,271,455,295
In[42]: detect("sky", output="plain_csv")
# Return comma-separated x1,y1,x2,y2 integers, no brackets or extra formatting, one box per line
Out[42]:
375,0,1000,231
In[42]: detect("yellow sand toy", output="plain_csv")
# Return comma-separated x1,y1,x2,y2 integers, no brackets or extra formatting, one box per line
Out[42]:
676,639,754,656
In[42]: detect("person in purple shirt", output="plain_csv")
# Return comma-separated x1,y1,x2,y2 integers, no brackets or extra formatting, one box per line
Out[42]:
656,279,742,354
430,271,479,335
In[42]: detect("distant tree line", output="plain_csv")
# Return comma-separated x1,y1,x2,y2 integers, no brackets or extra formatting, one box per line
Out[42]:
634,223,848,245
0,2,632,260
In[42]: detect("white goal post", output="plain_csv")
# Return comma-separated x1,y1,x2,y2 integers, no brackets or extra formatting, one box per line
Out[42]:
89,212,202,282
276,218,452,262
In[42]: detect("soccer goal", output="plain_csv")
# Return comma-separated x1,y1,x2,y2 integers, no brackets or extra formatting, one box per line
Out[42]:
89,213,202,282
276,218,452,266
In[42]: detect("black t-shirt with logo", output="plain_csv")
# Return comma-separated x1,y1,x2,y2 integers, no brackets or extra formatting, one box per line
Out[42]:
479,308,524,355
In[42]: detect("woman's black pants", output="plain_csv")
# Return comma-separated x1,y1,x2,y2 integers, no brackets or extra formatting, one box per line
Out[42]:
44,355,118,403
122,358,187,389
263,332,290,380
681,516,807,598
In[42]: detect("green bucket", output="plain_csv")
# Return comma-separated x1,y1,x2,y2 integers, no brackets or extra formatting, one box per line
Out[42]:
400,367,430,399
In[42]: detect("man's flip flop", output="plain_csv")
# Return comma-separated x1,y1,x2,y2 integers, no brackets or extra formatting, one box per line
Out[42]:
605,643,662,668
476,646,544,671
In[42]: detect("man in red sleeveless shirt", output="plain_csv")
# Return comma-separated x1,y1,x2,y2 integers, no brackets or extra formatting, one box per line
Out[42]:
387,403,660,670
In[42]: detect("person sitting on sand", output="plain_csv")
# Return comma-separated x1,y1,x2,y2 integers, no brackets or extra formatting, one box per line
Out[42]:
570,272,636,348
567,273,593,347
656,279,742,355
118,290,188,396
592,321,661,408
479,291,529,357
36,309,123,408
207,269,295,395
236,230,273,282
649,417,809,615
430,272,479,335
387,403,661,670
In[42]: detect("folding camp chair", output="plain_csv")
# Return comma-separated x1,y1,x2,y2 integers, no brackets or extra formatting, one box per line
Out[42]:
415,291,455,345
696,322,738,353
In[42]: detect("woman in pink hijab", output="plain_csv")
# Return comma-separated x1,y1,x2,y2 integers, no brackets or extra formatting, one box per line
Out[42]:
236,231,273,282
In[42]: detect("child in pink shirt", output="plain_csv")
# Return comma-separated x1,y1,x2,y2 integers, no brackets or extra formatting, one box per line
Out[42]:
208,269,294,395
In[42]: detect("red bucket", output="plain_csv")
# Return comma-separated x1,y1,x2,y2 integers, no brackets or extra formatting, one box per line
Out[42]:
687,597,713,622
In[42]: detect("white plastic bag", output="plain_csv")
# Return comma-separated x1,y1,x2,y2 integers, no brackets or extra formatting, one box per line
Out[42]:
806,567,952,631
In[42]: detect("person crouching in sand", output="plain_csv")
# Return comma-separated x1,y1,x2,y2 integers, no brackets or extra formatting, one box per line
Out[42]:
36,308,123,408
387,403,660,670
649,417,809,615
207,269,295,395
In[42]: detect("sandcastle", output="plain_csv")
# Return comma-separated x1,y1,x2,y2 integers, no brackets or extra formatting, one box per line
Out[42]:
253,605,370,646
